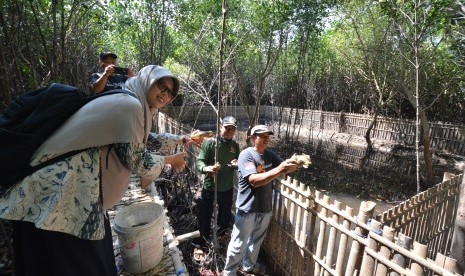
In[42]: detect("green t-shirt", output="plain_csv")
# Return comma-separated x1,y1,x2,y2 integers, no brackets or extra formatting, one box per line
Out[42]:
196,137,240,192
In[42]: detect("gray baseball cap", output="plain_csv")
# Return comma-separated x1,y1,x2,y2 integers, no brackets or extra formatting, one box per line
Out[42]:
222,116,237,127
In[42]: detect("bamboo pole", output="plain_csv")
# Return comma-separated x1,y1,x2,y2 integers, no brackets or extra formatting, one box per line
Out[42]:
276,179,286,269
305,185,315,274
360,219,382,275
389,233,412,276
323,200,340,276
294,180,303,243
434,253,446,276
375,226,395,276
289,180,298,276
175,230,200,243
345,201,376,276
444,256,458,274
279,184,291,271
314,193,329,276
410,241,428,275
335,206,353,275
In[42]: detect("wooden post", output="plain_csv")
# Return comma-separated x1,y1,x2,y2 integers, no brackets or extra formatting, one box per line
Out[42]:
375,226,395,276
345,201,376,276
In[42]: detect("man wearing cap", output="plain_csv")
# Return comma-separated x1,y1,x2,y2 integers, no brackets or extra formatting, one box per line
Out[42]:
192,116,240,261
89,52,135,94
222,125,299,276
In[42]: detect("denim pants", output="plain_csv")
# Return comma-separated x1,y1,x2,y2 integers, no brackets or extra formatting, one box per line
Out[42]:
223,211,272,275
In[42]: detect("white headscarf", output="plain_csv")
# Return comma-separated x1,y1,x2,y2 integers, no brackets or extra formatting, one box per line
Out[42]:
31,65,180,165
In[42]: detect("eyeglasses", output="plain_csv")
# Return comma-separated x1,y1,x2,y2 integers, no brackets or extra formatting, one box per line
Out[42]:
157,81,175,99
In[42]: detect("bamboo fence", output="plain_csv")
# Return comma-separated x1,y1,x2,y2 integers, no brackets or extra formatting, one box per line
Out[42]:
156,111,463,275
262,174,463,276
377,173,463,260
162,106,465,156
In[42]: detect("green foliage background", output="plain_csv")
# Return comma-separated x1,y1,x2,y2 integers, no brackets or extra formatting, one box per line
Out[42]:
1,0,464,123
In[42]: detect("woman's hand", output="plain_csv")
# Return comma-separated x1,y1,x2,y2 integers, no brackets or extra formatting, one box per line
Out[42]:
180,130,205,147
164,152,187,172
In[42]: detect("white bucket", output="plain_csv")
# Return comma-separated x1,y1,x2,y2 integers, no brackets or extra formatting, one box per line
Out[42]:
113,202,164,274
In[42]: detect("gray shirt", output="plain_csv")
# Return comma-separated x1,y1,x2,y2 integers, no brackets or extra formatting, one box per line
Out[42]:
236,147,283,213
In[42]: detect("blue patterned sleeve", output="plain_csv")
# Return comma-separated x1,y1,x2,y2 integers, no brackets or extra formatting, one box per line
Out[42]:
113,143,164,179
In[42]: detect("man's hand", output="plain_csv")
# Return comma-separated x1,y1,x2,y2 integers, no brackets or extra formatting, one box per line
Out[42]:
104,65,115,77
228,159,238,169
278,159,299,175
203,162,221,175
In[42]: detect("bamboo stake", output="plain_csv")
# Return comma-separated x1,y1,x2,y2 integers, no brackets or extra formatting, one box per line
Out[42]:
323,200,340,276
175,230,200,243
289,181,298,276
375,226,395,276
314,193,329,276
410,241,427,275
360,219,382,275
434,253,446,276
294,180,302,243
345,201,376,276
389,233,412,276
283,183,291,273
444,256,458,274
335,206,353,275
305,185,315,274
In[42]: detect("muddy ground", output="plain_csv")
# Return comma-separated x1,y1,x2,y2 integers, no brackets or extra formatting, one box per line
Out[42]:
0,137,463,275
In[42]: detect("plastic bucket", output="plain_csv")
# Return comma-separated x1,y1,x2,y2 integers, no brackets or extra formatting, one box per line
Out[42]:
113,202,164,274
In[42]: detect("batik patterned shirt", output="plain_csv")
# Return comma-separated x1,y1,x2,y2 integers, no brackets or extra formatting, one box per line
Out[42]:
0,133,180,240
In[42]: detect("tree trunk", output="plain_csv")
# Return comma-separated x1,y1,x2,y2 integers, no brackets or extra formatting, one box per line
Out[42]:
419,111,433,186
362,109,379,168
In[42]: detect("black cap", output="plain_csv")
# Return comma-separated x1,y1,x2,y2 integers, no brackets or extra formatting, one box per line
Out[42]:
222,116,237,127
99,52,118,60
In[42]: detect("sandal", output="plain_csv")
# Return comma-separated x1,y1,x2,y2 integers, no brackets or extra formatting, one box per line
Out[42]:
238,263,266,276
193,248,206,263
199,267,216,276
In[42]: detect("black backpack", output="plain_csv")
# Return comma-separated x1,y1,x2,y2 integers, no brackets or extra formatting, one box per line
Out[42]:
0,83,132,189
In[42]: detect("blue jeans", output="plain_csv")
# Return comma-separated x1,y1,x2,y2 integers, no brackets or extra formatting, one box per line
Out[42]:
223,211,272,275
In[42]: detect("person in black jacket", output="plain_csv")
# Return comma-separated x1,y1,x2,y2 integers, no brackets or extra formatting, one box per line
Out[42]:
89,52,134,94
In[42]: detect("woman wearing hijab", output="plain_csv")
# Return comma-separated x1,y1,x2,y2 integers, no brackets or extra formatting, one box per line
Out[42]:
0,65,185,276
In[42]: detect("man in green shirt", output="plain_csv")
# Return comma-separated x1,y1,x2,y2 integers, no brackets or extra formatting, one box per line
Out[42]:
193,116,240,260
